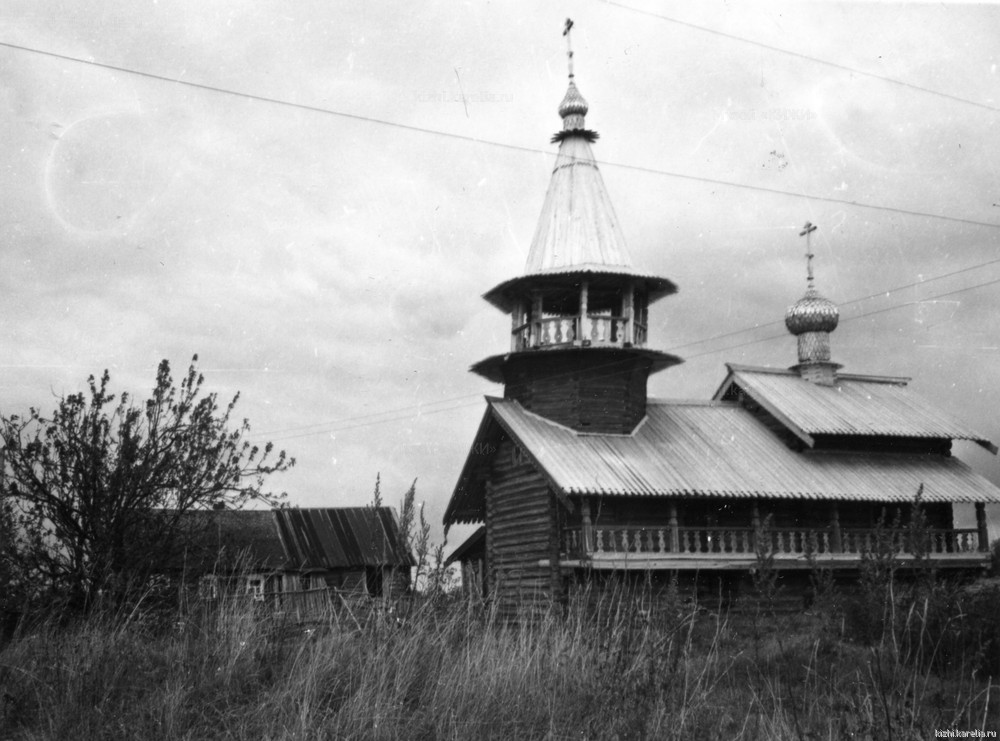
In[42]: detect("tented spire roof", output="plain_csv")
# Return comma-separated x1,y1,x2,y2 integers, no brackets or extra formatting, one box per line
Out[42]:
523,132,634,274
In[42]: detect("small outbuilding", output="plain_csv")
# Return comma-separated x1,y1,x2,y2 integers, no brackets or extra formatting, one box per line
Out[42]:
169,507,415,601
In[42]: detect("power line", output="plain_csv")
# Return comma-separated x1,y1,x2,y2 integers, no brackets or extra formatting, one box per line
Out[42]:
670,253,1000,351
681,273,1000,361
2,40,998,230
603,0,1000,114
265,397,485,443
258,272,1000,441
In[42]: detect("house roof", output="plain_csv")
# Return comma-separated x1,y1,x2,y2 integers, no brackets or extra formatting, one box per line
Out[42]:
715,364,997,453
274,507,415,570
443,397,1000,525
171,509,287,573
168,507,414,573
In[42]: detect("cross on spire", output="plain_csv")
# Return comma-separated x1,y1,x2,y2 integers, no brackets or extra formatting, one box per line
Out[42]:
799,221,818,288
564,18,575,79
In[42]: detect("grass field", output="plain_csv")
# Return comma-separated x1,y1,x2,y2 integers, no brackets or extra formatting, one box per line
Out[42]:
1,577,998,740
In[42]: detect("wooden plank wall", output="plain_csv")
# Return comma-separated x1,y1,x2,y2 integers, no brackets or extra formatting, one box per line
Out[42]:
504,352,651,434
487,438,560,621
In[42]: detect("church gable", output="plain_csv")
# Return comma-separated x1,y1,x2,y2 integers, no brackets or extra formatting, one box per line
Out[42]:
715,364,996,454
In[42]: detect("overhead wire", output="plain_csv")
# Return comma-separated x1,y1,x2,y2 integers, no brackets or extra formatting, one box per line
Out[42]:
602,0,1000,114
3,35,997,439
1,40,998,230
259,270,1000,442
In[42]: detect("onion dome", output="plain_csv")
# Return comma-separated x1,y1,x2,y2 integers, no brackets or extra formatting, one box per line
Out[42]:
785,288,840,335
558,80,589,121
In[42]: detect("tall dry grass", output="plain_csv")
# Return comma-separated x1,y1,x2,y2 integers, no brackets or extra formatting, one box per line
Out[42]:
0,579,997,740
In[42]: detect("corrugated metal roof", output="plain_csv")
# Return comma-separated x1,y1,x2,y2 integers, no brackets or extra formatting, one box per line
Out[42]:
488,399,1000,504
274,508,415,569
524,135,633,274
721,365,995,450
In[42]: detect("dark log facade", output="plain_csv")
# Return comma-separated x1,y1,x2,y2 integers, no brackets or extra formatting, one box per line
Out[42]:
486,438,562,620
503,350,651,434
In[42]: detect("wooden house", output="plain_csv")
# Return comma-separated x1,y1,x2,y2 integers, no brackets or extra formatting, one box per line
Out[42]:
443,49,1000,619
170,507,415,601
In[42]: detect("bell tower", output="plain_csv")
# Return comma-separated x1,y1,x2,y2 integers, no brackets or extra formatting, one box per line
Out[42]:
470,21,682,433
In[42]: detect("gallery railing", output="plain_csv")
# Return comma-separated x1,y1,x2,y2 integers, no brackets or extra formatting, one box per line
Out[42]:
512,315,631,350
562,526,984,559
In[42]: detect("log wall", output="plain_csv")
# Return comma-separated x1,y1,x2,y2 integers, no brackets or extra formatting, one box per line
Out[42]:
503,351,651,434
486,438,560,620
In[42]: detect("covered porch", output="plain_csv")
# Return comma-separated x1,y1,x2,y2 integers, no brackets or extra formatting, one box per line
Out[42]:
557,499,992,570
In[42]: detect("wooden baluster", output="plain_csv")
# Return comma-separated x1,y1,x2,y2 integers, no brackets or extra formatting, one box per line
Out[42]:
668,502,679,554
595,529,605,554
740,530,750,554
656,529,665,554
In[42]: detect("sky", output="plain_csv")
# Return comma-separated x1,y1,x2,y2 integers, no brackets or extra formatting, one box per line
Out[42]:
2,1,999,547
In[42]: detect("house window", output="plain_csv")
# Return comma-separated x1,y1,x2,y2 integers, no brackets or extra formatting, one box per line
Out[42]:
247,577,265,601
198,575,218,600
